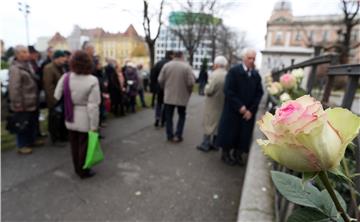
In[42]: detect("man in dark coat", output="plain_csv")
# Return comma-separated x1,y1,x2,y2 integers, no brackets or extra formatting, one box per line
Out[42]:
105,62,124,116
150,50,174,127
197,58,208,96
28,45,47,138
43,50,67,143
216,48,264,166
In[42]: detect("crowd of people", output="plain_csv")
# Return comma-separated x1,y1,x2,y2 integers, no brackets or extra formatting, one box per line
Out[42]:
5,43,263,178
6,43,151,178
151,48,264,166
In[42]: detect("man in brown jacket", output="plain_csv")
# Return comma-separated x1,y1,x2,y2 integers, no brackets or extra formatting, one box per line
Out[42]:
43,50,67,143
8,45,40,154
158,51,195,142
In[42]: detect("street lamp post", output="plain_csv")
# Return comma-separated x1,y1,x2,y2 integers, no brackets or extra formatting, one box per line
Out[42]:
18,2,30,45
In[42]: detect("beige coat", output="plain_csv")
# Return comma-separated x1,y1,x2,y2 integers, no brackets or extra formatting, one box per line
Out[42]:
158,59,195,106
203,68,227,135
54,72,100,132
8,60,38,112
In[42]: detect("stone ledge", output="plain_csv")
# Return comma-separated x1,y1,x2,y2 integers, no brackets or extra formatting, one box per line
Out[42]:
237,127,275,222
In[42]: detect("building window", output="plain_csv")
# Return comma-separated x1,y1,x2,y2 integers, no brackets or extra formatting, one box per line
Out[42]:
323,30,328,42
275,32,283,44
308,30,314,42
295,31,301,41
352,30,358,41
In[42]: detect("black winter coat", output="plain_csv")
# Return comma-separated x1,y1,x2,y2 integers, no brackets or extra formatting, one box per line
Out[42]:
216,64,264,152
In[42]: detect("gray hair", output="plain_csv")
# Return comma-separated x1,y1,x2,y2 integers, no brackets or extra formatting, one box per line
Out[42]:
14,45,28,55
241,48,256,59
214,56,228,67
82,41,94,50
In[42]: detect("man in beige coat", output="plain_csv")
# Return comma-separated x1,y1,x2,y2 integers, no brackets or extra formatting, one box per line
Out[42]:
8,45,40,154
197,56,228,152
158,51,195,142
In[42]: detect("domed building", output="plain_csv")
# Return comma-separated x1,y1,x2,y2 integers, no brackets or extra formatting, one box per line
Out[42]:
261,0,360,76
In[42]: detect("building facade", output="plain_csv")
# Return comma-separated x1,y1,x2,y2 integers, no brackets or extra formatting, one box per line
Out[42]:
45,25,150,69
155,11,221,70
261,0,360,75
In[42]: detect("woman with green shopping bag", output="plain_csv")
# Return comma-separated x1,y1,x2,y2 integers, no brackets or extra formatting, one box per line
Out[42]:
54,50,101,179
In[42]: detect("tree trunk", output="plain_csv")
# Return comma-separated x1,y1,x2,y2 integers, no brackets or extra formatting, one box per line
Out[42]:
188,49,194,67
147,41,155,69
341,23,352,64
211,36,216,62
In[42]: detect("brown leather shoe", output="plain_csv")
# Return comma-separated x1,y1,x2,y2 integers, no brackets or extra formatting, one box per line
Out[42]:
17,147,33,155
32,139,45,147
172,136,183,143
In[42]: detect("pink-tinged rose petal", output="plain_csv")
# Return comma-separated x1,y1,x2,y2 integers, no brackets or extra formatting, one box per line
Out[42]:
257,95,360,172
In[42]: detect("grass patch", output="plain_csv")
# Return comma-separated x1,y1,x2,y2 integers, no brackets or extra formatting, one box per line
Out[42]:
1,122,16,151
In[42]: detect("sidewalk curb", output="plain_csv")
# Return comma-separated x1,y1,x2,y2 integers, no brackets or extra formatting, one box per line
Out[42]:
237,127,274,222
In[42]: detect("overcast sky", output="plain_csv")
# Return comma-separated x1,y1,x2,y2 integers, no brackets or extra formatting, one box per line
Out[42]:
1,0,342,52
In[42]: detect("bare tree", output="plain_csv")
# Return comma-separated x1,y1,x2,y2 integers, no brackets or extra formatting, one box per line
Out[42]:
217,25,248,65
295,0,359,63
207,2,236,61
338,0,359,64
143,0,165,69
170,0,217,66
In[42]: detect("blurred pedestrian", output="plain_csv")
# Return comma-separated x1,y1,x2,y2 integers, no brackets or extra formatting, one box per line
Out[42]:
140,65,150,92
124,63,139,113
198,58,208,96
136,64,147,108
197,56,228,152
40,46,54,79
54,50,101,179
63,50,71,72
43,50,67,144
28,45,47,138
94,58,107,126
8,45,43,154
216,48,264,166
150,50,174,127
158,51,195,142
105,61,124,116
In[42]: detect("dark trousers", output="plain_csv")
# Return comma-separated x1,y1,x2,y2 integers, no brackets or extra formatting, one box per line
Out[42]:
138,89,147,107
15,111,37,148
164,104,186,140
48,108,68,143
69,130,89,177
128,95,136,113
151,93,156,107
35,109,42,136
155,90,165,124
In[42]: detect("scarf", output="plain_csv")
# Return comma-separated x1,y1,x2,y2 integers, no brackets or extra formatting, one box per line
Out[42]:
63,73,74,122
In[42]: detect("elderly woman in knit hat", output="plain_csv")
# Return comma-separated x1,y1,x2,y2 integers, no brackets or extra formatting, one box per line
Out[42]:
197,56,228,152
54,50,101,179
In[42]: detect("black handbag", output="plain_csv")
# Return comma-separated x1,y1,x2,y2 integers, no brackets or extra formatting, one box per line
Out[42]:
6,112,33,134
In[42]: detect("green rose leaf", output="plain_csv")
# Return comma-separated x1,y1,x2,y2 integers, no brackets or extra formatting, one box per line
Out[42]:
319,190,347,220
287,207,330,222
328,166,353,185
271,171,322,209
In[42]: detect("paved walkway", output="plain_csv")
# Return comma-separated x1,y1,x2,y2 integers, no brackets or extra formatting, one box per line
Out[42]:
2,95,245,222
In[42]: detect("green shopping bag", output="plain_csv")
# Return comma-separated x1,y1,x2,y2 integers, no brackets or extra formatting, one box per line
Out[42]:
83,131,104,169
